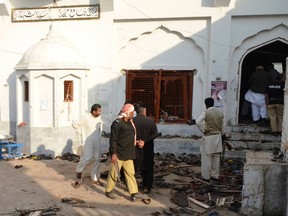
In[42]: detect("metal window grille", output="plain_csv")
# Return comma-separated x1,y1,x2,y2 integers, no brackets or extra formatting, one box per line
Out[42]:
126,70,193,123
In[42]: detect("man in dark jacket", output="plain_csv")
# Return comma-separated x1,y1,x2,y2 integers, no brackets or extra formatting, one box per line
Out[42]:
105,103,143,202
267,75,285,135
133,105,158,194
245,65,271,125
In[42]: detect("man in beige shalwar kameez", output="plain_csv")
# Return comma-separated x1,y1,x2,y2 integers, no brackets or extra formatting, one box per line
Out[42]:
72,104,104,186
196,98,224,181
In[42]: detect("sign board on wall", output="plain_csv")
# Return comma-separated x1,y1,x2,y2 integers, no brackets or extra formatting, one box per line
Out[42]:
12,5,99,22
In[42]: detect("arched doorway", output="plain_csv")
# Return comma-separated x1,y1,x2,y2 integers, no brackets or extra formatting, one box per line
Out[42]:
239,40,288,124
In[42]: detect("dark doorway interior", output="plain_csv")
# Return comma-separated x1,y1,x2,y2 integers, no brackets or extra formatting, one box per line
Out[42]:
239,40,288,124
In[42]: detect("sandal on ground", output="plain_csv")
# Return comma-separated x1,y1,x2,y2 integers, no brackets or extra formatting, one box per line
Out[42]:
142,198,151,205
71,180,82,188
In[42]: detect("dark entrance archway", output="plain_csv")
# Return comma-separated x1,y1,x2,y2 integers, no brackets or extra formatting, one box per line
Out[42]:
239,40,288,123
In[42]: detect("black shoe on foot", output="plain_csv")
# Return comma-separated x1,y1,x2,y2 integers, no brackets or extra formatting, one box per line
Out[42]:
257,118,266,126
201,178,210,182
106,191,116,199
130,193,142,202
76,172,82,179
143,187,151,194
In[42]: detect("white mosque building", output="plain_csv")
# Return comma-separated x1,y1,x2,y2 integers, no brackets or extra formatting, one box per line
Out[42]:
0,0,287,156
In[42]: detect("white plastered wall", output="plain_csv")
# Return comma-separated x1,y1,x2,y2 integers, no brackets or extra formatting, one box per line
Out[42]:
114,22,207,119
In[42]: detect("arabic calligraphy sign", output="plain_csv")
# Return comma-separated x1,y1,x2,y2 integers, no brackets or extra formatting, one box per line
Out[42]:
12,5,99,22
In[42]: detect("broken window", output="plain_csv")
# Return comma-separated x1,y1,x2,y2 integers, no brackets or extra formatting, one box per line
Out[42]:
126,70,194,123
64,80,73,102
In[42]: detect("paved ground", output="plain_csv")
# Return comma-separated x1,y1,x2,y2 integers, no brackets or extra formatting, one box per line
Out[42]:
0,158,242,216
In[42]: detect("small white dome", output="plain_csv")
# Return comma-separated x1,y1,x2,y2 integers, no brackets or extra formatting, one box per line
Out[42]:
16,26,88,70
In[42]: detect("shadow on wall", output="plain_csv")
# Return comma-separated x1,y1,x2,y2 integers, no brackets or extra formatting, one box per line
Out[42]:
61,138,73,156
63,138,83,156
33,144,55,157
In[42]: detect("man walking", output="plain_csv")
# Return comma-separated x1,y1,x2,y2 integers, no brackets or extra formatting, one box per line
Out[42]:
133,105,158,194
196,98,224,181
105,103,142,201
72,104,103,186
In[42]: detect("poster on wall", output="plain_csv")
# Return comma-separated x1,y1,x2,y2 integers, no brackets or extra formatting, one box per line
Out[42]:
211,81,227,109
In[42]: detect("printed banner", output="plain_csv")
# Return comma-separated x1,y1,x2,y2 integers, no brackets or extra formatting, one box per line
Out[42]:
211,81,227,109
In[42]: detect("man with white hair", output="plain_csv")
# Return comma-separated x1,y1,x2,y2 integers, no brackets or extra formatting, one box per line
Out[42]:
105,103,143,202
245,65,271,126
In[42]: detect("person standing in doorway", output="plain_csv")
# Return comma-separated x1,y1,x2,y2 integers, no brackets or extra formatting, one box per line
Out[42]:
72,104,104,186
244,65,271,126
105,103,142,202
267,75,285,135
133,105,158,194
196,98,224,181
266,63,282,82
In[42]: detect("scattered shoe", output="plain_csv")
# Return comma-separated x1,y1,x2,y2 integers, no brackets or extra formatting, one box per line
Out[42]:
106,191,116,199
15,165,23,169
76,172,82,179
71,180,82,188
171,192,189,207
225,142,232,150
91,180,104,186
61,197,84,204
208,210,220,216
142,198,151,205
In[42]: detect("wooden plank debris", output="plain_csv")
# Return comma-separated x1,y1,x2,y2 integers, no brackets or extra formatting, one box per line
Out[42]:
29,211,41,216
187,197,210,209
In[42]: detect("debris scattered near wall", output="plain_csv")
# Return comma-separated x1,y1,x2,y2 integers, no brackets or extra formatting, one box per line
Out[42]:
10,206,61,216
144,152,244,215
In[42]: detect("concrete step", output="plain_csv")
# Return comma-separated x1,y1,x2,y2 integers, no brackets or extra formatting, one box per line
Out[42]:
227,141,281,151
225,124,271,133
227,132,281,142
99,123,281,161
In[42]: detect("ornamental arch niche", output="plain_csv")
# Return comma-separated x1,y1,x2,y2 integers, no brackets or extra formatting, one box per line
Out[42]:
117,25,204,123
227,24,288,125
